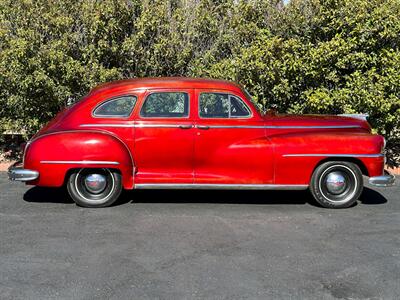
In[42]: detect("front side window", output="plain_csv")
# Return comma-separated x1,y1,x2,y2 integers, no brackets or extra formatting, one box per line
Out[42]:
93,95,137,117
141,92,189,118
199,93,251,118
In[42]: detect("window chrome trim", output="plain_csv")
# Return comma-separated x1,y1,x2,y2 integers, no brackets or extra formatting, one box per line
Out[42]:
139,91,190,119
198,92,253,119
40,160,120,165
282,153,384,158
92,95,138,118
228,94,252,118
135,183,308,190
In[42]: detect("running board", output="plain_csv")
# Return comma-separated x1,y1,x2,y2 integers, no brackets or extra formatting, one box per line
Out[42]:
134,184,308,190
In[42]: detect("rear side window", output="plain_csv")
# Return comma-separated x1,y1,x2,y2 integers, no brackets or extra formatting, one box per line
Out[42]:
141,92,189,118
93,96,137,118
199,93,251,118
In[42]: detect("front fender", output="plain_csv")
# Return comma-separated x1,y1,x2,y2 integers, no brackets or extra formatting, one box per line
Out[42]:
24,130,134,189
271,131,385,184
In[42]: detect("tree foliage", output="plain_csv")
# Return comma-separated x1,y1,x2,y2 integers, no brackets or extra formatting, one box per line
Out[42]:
0,0,399,164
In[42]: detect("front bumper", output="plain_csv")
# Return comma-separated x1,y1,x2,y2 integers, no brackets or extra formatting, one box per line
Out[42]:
369,170,396,187
8,162,39,182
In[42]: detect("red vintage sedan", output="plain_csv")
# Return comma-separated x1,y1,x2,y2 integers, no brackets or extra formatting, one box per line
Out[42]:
8,78,395,208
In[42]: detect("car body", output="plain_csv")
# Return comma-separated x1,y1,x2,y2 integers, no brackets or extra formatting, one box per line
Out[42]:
9,77,395,208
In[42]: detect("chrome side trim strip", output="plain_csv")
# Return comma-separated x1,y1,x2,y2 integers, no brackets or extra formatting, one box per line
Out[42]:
205,125,361,129
80,124,134,128
80,124,184,128
80,124,362,129
40,160,120,165
135,124,183,128
265,125,361,129
197,125,266,129
282,153,384,158
135,183,308,190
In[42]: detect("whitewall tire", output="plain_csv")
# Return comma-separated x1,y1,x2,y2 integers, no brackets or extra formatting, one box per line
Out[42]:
310,161,363,208
67,168,122,208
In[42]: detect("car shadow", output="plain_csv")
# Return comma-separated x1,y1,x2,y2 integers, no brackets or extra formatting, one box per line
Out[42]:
23,186,74,204
359,187,388,205
119,189,312,206
23,186,387,207
119,186,388,207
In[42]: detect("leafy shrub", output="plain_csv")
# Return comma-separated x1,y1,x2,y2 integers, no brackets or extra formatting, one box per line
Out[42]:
0,0,399,165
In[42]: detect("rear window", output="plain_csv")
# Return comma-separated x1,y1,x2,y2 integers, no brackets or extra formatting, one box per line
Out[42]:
93,96,137,118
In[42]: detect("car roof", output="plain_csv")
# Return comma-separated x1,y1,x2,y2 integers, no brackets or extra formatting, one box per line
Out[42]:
89,77,243,95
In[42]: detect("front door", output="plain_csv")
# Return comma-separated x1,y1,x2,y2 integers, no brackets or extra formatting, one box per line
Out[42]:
194,89,274,184
134,89,195,183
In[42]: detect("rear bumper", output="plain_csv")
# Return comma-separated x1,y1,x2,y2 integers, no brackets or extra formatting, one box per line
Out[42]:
369,170,395,187
8,162,39,182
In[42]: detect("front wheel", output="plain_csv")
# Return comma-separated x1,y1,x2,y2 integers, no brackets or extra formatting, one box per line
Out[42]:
310,161,363,208
67,168,122,208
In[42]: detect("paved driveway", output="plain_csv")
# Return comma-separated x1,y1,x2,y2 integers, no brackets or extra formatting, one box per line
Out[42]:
0,173,399,299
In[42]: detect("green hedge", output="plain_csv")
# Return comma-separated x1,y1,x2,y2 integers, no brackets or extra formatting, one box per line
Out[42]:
0,0,399,165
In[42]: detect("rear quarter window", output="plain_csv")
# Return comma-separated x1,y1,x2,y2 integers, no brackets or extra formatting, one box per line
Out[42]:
93,96,137,118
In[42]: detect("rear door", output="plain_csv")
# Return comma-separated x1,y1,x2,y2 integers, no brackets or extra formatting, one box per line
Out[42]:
194,89,274,184
134,89,195,183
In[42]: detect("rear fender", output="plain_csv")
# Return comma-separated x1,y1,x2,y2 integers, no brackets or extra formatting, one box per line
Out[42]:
24,130,134,189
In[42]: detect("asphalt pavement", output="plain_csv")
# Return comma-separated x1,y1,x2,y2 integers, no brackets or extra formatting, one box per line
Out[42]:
0,172,399,299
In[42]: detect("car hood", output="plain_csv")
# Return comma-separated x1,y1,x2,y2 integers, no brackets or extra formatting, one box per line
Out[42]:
266,114,371,131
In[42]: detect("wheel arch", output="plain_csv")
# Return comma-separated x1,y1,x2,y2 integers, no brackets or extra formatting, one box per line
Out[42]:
313,157,369,177
62,167,123,186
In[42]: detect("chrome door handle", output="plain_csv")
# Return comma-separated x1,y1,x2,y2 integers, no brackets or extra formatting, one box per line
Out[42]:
197,125,210,130
179,124,193,129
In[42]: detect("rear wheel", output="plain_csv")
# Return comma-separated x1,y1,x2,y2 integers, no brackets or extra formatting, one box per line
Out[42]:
310,161,363,208
67,168,122,208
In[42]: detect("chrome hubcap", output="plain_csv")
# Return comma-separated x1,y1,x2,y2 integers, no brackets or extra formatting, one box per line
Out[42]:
84,174,107,194
325,171,347,194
